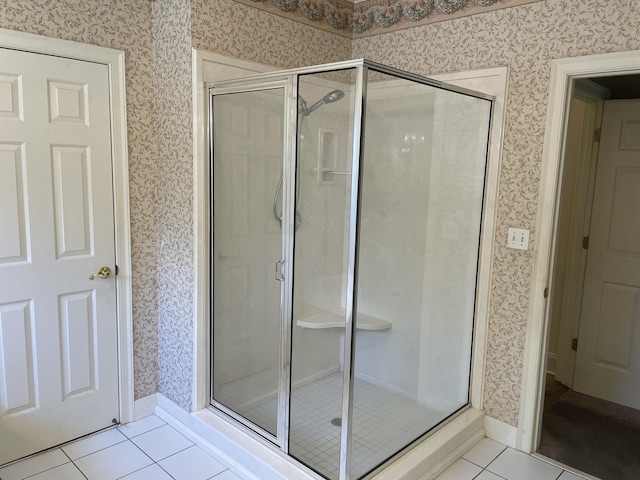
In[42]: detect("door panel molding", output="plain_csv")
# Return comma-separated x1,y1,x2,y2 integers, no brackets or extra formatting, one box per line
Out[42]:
0,27,133,424
0,299,36,416
0,142,29,264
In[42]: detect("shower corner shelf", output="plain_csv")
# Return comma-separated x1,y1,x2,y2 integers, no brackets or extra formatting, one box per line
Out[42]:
297,310,392,331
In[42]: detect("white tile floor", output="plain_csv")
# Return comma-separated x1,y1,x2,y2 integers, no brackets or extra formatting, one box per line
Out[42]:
0,415,243,480
0,416,593,480
436,438,589,480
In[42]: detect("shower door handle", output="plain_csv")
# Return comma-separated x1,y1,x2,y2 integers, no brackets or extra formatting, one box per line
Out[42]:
275,260,285,281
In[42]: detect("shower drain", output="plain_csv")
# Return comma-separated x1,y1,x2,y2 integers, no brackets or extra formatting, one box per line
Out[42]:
331,417,342,426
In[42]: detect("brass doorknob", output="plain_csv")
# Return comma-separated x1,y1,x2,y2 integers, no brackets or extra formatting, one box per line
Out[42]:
89,266,111,280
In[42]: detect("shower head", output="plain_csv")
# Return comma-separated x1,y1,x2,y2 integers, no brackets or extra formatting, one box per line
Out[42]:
299,89,345,117
324,89,345,103
298,96,308,115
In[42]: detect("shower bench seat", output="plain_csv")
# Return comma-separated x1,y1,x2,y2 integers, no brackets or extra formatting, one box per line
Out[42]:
297,310,391,331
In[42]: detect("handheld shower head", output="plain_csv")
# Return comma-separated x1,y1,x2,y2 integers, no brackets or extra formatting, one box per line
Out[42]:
298,96,308,114
299,89,345,117
324,89,345,103
276,88,346,230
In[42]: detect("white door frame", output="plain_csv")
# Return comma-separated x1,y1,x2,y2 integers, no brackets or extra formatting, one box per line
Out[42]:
0,28,134,424
192,50,275,411
519,49,640,453
552,81,607,388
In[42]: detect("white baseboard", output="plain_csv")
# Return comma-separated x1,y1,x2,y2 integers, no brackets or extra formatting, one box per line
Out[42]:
354,369,415,399
133,393,158,421
155,393,486,480
546,353,558,376
483,416,517,448
243,365,340,409
353,371,456,414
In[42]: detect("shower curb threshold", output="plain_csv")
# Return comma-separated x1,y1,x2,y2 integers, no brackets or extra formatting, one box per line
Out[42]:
154,393,485,480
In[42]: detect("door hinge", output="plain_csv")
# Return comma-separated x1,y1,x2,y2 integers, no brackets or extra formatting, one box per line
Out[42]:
593,128,601,142
572,338,578,351
582,236,589,250
543,287,549,298
275,260,285,281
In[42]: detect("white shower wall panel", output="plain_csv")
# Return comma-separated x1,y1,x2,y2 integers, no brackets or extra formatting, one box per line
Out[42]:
354,86,489,411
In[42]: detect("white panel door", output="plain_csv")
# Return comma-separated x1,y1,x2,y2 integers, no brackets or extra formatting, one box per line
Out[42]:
573,99,640,409
0,48,118,464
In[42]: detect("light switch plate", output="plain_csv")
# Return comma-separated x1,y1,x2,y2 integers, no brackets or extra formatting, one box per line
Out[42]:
507,227,530,250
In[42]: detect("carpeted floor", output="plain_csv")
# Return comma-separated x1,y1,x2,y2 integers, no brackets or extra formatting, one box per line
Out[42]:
538,385,640,480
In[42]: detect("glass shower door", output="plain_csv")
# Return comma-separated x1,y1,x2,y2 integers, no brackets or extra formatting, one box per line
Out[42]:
209,59,494,480
211,88,286,440
349,69,492,478
288,69,358,480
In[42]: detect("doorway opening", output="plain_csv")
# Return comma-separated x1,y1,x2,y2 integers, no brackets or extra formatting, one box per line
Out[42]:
538,73,640,480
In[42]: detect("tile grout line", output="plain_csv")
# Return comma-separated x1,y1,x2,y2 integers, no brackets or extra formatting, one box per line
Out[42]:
117,421,167,440
463,445,507,469
16,449,83,480
67,437,129,462
61,447,90,480
113,438,159,479
154,459,179,480
3,417,241,480
153,443,196,464
470,464,509,480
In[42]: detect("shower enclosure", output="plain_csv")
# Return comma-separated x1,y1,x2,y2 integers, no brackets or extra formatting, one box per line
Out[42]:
209,59,492,480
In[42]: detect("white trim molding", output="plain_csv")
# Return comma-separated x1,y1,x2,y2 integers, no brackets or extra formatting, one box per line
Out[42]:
192,50,275,412
484,416,517,448
546,352,557,376
0,27,134,424
431,67,508,410
134,394,159,421
519,49,640,453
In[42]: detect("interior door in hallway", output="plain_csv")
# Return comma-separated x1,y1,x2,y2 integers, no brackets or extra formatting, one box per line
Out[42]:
573,99,640,409
0,47,119,464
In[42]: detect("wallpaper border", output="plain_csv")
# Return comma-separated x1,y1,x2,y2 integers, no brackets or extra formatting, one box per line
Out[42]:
230,0,542,38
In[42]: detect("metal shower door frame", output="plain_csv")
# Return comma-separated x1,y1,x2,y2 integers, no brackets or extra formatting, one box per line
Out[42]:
208,77,295,451
209,61,368,469
209,58,495,480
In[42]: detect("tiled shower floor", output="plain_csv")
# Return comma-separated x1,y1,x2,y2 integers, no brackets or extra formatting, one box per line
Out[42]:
218,371,451,479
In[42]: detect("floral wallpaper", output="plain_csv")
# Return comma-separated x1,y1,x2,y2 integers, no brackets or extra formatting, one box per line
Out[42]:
0,0,160,401
354,0,640,425
153,0,194,410
0,0,351,414
192,0,351,68
5,0,640,431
